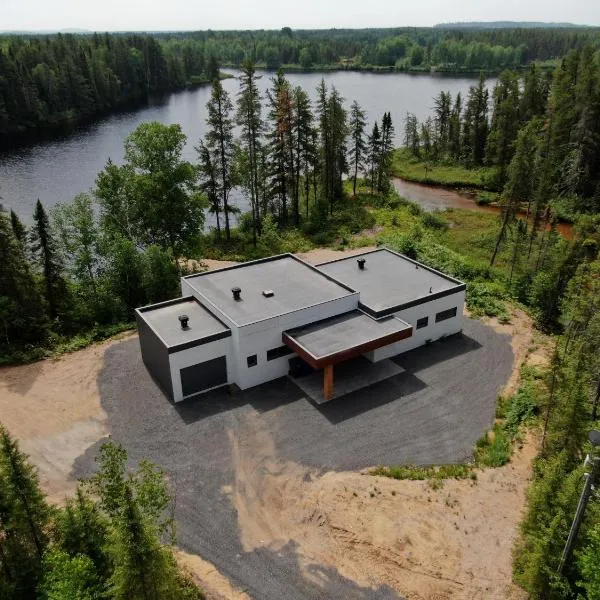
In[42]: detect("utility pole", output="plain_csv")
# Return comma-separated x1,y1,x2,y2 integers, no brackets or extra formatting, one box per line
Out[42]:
557,430,600,574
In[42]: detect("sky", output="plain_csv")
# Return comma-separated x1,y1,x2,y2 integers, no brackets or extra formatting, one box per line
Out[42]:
2,0,600,31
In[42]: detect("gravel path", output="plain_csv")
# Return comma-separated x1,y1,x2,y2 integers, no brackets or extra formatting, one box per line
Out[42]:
72,317,512,600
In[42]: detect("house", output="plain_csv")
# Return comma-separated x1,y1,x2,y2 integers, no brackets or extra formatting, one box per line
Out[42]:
135,248,466,403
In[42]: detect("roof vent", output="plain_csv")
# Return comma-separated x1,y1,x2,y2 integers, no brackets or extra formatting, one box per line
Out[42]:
232,287,242,301
357,258,366,270
262,289,274,298
178,314,189,329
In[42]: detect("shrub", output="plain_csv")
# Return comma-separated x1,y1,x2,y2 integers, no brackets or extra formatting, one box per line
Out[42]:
371,463,472,481
421,211,448,230
474,425,511,467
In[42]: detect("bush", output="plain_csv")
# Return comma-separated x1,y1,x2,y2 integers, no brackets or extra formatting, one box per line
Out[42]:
371,463,472,481
421,211,448,230
466,280,509,318
474,425,511,467
504,383,539,436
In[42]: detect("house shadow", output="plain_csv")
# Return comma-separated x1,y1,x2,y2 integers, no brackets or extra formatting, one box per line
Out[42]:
311,370,427,425
174,377,305,425
392,331,482,373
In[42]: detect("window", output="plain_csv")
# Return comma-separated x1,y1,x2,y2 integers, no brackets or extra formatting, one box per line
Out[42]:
435,307,458,323
416,316,428,329
266,345,293,361
180,356,227,397
247,354,257,368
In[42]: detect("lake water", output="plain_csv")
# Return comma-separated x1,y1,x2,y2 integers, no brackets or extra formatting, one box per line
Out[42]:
0,69,492,223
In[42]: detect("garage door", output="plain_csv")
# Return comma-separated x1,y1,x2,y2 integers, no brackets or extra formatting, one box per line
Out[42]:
180,356,227,397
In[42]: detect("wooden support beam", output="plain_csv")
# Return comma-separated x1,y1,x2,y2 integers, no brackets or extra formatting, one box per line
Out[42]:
323,364,334,401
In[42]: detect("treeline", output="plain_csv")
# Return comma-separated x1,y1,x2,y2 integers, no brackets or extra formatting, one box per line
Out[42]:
405,46,600,220
513,256,600,599
0,123,200,361
157,26,600,71
197,63,394,243
0,33,219,146
0,428,204,599
0,67,393,361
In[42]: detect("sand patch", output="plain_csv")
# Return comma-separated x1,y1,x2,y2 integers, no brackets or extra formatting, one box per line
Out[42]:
0,334,134,501
228,409,534,600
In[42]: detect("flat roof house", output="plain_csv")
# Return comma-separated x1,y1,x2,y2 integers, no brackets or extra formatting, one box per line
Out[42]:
135,248,466,403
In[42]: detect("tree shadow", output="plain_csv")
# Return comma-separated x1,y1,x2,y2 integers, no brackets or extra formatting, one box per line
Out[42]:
0,359,45,395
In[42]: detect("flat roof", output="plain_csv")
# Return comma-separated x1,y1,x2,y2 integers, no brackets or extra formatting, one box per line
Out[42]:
184,254,356,326
317,248,465,318
136,297,231,353
283,310,412,368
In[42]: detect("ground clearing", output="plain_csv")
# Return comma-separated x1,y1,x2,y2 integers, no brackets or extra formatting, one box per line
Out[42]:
0,250,540,600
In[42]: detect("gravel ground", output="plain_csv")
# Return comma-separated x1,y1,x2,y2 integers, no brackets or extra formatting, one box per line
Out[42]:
72,317,512,600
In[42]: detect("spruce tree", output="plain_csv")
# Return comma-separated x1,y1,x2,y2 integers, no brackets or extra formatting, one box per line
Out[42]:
292,86,316,219
0,425,50,597
196,140,222,238
31,199,68,322
378,112,395,192
205,79,235,240
9,210,26,245
462,72,489,166
367,122,381,194
236,60,263,241
347,100,367,197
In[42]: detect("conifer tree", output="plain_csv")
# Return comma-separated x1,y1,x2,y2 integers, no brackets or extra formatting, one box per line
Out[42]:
292,86,316,219
462,72,489,166
448,93,462,159
205,79,235,240
31,199,68,322
196,140,222,238
236,60,263,241
347,100,368,196
367,122,381,194
0,425,50,596
378,112,395,192
433,91,451,157
9,210,26,245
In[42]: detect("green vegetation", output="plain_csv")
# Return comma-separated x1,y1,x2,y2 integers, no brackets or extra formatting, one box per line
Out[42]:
371,463,474,482
0,34,221,147
0,427,204,599
391,148,495,188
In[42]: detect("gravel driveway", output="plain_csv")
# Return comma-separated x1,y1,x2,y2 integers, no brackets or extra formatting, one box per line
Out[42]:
73,317,512,600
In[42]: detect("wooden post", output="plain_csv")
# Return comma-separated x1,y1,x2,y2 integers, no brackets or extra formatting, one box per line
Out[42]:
323,364,334,401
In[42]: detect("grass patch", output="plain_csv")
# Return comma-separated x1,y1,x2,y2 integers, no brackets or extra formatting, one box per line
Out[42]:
474,424,512,467
371,463,474,481
390,148,496,190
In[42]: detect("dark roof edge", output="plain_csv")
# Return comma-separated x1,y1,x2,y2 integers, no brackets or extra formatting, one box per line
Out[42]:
184,252,356,295
359,284,467,318
135,296,231,348
168,329,232,354
316,246,466,288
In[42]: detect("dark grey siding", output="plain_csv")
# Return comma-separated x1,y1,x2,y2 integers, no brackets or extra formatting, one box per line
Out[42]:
136,314,173,400
180,356,227,397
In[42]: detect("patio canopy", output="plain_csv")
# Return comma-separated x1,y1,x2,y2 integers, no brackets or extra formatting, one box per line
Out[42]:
283,310,412,369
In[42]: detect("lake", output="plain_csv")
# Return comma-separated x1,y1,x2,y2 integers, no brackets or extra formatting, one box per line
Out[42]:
0,69,492,223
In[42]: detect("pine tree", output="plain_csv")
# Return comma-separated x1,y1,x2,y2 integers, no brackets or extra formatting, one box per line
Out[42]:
292,86,316,219
448,93,462,160
0,425,50,596
378,112,395,192
490,120,539,265
367,122,381,194
347,100,368,197
236,60,263,241
433,91,451,157
205,79,235,240
31,199,68,322
0,209,46,348
462,72,489,166
485,70,521,183
403,112,420,157
9,210,26,245
196,140,222,238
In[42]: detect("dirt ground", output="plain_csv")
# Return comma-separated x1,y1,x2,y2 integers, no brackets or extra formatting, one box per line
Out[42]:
0,249,544,600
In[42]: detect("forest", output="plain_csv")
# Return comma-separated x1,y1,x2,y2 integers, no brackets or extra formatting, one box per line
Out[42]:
2,25,600,146
0,427,205,599
0,33,219,146
1,32,600,600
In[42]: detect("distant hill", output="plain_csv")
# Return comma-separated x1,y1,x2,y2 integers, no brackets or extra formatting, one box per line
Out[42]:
0,28,92,35
435,21,592,29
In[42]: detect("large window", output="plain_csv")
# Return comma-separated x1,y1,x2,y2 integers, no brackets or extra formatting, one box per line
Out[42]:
416,316,429,329
266,345,293,361
435,307,458,323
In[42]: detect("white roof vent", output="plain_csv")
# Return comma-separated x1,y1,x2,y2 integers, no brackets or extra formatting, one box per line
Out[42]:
262,289,275,298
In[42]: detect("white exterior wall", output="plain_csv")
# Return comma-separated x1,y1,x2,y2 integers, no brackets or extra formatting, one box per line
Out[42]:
235,295,359,390
169,337,234,402
367,290,465,362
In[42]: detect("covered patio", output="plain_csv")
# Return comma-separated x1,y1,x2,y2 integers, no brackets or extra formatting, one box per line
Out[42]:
283,310,412,403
